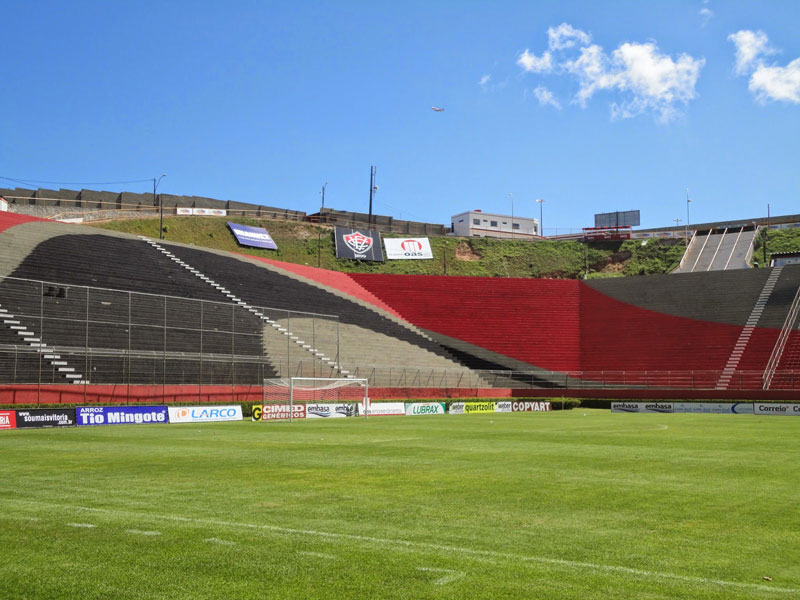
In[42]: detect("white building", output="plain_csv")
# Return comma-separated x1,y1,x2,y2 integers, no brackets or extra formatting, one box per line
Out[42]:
451,209,539,239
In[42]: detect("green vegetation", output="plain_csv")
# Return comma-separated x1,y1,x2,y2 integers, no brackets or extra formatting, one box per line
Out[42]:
92,216,688,279
752,227,800,266
1,411,798,599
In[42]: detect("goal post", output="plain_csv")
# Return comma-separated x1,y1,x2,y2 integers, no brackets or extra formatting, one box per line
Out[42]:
262,377,370,421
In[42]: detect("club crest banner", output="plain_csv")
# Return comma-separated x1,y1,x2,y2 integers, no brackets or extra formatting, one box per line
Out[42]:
334,227,384,261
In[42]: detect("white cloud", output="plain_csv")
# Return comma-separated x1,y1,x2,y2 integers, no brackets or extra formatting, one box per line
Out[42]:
749,58,800,104
479,74,492,89
728,29,775,75
698,7,714,27
517,49,553,73
729,30,800,104
547,23,591,51
533,86,561,109
565,42,704,121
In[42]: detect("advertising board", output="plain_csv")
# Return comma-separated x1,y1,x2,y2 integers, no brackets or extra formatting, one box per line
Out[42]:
334,227,384,261
611,402,673,413
227,222,278,250
494,401,512,413
511,401,552,412
252,404,307,421
305,403,358,418
673,403,753,414
15,408,76,428
449,402,464,415
168,405,242,424
404,402,446,416
384,238,434,260
0,410,16,430
365,402,406,416
754,403,800,416
464,402,495,414
76,406,168,426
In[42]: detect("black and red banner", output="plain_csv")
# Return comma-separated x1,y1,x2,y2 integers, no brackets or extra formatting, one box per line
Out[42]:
334,227,384,261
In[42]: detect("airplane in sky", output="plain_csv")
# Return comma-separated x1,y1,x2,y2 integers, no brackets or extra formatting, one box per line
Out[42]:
431,106,445,112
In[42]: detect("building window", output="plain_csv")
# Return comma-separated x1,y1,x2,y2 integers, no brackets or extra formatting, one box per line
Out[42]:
490,221,498,227
473,218,480,225
512,223,520,230
502,222,507,225
459,219,464,223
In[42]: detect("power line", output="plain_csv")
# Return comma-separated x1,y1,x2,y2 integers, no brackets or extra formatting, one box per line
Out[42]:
0,175,154,187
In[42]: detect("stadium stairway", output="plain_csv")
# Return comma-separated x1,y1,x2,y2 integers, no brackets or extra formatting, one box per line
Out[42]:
0,302,88,384
674,227,755,273
715,267,783,389
139,237,342,377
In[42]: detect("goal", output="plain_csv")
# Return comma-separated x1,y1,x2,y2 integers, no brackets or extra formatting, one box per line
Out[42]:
262,377,370,421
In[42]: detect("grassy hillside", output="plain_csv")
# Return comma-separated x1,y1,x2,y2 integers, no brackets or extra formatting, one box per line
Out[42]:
752,227,800,266
92,216,688,279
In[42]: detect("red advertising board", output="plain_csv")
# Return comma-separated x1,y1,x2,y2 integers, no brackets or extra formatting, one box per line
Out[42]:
0,410,17,430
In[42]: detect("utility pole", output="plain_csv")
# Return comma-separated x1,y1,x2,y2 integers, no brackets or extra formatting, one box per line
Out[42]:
368,166,377,229
154,173,166,239
509,193,514,239
536,198,545,238
685,188,691,246
764,203,770,266
317,182,327,268
674,218,682,229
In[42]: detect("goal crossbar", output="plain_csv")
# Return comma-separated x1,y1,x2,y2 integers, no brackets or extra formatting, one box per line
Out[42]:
262,377,370,421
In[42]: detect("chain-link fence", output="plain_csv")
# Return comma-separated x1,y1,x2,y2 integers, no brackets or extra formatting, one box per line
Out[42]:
0,277,341,388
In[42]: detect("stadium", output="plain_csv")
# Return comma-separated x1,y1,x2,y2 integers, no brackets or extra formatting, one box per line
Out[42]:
1,190,799,598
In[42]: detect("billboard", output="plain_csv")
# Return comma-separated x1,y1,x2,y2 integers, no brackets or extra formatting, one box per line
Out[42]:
404,402,446,416
177,208,227,216
365,402,406,416
168,405,243,424
227,222,278,250
334,227,384,261
611,402,673,413
252,404,307,421
511,401,552,412
0,410,16,430
384,238,434,260
754,403,800,416
76,406,168,426
305,403,359,418
15,408,76,428
595,210,640,228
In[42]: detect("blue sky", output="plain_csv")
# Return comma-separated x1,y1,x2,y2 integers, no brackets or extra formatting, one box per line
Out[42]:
2,1,798,233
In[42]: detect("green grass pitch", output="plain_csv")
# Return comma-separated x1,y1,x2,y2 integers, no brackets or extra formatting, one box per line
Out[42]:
1,409,798,599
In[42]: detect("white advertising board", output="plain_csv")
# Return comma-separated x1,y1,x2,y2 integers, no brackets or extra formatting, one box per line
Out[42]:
511,401,552,412
494,401,512,413
611,402,673,413
673,402,753,414
754,403,800,416
176,208,227,216
365,402,406,416
384,238,433,260
404,402,446,416
449,402,465,415
305,403,358,418
168,405,243,423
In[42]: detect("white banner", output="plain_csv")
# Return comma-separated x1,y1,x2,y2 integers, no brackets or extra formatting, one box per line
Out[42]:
449,402,464,415
511,401,552,412
168,405,243,423
0,197,8,211
365,402,406,416
611,402,673,413
384,238,434,260
673,402,753,414
305,403,358,418
495,401,512,413
405,402,446,416
176,208,227,216
754,403,800,416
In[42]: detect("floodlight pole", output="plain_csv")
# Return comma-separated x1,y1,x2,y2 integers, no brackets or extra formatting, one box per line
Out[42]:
509,193,514,239
368,166,376,228
536,198,545,238
318,181,327,267
154,173,166,239
685,188,691,246
764,203,770,266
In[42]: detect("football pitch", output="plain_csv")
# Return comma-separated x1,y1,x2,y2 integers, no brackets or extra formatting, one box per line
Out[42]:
1,409,798,599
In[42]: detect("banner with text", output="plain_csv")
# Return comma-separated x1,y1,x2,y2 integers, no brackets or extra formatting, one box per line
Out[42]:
404,402,446,416
511,401,552,412
76,406,168,427
754,403,800,416
168,405,242,424
177,208,227,216
495,401,512,413
15,408,76,428
227,221,278,250
611,402,673,413
673,402,753,414
366,402,406,416
334,227,384,261
0,410,16,430
306,403,358,418
384,238,433,260
253,404,307,421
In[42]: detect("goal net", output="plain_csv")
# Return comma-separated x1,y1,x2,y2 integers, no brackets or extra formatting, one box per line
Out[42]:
261,377,370,421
